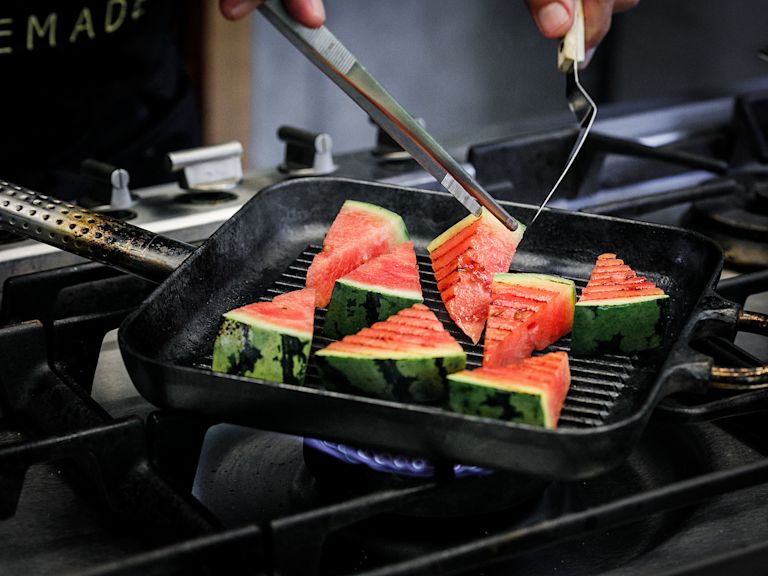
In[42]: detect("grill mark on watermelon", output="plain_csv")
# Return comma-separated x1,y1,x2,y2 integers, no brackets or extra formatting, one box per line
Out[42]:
369,323,457,342
579,253,665,303
448,351,570,427
387,317,445,331
580,286,664,301
428,211,525,344
493,284,558,301
428,220,481,259
483,275,575,367
587,277,649,287
355,329,443,347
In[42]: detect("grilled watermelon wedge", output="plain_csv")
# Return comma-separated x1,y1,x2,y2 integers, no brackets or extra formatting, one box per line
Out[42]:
571,253,669,356
483,273,576,367
324,241,423,339
212,287,315,384
316,303,466,403
448,351,571,428
306,200,409,307
428,208,525,344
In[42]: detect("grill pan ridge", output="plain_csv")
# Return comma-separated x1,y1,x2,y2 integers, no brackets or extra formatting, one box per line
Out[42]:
117,178,735,480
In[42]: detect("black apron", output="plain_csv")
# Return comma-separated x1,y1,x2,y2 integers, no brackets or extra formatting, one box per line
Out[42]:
0,0,201,199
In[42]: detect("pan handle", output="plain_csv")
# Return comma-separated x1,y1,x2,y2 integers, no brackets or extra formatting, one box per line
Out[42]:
655,302,768,422
709,311,768,388
0,181,194,283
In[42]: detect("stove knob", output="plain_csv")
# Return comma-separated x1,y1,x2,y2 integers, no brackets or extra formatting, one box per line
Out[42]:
80,159,135,209
167,141,243,191
371,117,424,162
277,126,338,176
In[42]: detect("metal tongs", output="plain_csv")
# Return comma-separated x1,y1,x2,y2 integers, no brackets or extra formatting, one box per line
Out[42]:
532,0,597,223
258,0,519,233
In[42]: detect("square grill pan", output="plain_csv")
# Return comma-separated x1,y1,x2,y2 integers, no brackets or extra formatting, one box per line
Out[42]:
118,178,732,480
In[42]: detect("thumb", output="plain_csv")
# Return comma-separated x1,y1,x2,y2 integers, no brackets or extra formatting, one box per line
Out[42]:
524,0,574,39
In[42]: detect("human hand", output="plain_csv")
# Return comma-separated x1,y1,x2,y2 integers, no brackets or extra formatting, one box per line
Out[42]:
220,0,325,27
525,0,639,56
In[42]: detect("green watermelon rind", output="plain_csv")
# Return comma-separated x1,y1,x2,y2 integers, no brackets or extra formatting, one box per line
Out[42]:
342,200,410,244
494,272,576,299
339,278,422,300
426,207,525,253
316,352,467,404
212,317,312,385
447,372,552,428
571,294,669,356
323,279,424,339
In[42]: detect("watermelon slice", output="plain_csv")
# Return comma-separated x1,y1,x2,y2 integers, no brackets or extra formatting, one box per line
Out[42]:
306,200,409,307
324,241,423,339
212,287,315,384
447,351,571,428
428,208,525,344
316,303,466,403
483,273,576,367
571,253,669,356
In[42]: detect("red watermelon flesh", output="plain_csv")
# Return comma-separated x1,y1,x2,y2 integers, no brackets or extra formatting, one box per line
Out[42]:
319,304,463,358
225,287,316,336
340,241,422,298
428,208,526,344
579,253,665,302
478,352,571,418
448,351,571,428
306,200,409,307
483,274,576,367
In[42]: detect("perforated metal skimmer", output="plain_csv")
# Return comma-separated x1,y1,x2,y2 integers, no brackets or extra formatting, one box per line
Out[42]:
0,182,192,282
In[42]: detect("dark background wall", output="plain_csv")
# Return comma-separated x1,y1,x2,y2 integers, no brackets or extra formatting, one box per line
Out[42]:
249,0,768,168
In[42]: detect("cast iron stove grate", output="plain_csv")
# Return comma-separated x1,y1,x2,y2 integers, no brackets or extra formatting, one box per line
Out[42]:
199,245,637,430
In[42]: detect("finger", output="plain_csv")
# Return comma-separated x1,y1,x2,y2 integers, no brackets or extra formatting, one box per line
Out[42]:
283,0,325,27
219,0,325,27
524,0,574,39
219,0,262,21
613,0,640,13
583,0,613,49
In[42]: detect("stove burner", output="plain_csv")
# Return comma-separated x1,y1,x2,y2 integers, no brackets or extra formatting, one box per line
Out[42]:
304,439,489,478
685,180,768,268
303,439,547,520
174,191,238,205
321,422,715,575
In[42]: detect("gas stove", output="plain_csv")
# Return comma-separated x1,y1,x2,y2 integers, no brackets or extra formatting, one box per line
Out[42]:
0,90,766,576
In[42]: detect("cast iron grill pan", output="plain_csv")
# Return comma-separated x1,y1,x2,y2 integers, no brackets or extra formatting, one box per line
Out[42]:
0,178,745,479
114,178,736,480
192,245,634,430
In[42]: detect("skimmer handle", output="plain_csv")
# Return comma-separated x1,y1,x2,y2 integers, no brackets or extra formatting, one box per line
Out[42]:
0,181,193,283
